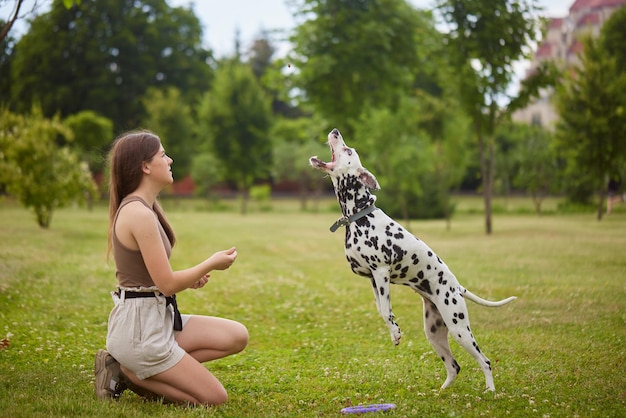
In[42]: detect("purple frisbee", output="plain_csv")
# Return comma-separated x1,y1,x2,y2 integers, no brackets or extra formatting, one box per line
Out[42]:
341,403,397,414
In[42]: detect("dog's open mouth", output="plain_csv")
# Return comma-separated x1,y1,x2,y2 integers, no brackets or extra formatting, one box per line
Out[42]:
309,128,344,171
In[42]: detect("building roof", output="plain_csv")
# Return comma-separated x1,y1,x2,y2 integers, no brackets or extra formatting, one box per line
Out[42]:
567,40,584,55
548,18,564,29
571,0,626,12
577,12,601,26
570,0,595,12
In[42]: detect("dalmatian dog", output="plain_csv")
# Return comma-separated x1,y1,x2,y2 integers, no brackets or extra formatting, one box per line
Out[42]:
309,128,516,392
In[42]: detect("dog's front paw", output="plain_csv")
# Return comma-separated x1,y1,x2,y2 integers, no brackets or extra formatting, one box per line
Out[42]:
390,326,402,345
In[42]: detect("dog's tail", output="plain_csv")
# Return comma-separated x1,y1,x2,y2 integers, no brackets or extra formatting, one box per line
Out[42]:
462,287,517,307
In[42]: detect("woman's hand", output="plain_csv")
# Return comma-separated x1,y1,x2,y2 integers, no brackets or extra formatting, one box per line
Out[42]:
190,273,210,289
187,247,237,291
209,247,238,271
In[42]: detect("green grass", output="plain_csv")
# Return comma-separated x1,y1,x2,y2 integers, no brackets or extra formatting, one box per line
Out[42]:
1,197,625,417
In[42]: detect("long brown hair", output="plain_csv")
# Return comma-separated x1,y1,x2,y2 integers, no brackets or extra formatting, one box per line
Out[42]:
106,130,175,259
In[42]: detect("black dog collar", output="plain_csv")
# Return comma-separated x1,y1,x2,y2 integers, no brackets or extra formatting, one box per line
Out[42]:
330,205,377,232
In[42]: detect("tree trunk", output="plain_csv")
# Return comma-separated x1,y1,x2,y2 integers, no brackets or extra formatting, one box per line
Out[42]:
477,123,493,235
240,188,249,215
597,189,605,221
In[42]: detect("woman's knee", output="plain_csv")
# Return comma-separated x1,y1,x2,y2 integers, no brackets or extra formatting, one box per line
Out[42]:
198,384,228,405
231,321,249,353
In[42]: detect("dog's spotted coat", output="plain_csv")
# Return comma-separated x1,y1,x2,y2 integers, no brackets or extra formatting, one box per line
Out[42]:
310,128,516,392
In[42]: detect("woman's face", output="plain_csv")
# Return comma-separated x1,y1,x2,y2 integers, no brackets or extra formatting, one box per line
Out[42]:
147,145,174,184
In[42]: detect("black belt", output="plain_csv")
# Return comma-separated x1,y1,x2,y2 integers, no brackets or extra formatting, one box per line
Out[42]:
120,290,183,331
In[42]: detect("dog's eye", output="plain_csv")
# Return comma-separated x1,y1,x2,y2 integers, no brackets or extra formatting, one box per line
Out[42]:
346,148,353,156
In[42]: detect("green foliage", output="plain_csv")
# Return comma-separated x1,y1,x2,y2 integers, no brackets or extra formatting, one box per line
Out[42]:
437,0,539,110
553,32,626,215
63,110,114,174
62,0,82,7
0,107,98,228
598,6,626,71
142,87,196,180
9,0,212,132
436,0,540,233
190,152,224,199
289,0,430,136
501,123,558,213
271,116,329,199
196,60,273,212
507,60,559,116
248,184,272,212
0,24,14,102
355,99,426,219
355,92,470,220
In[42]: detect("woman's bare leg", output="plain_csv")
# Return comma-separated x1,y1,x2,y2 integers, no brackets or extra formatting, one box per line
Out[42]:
120,316,248,405
176,316,249,362
121,355,227,405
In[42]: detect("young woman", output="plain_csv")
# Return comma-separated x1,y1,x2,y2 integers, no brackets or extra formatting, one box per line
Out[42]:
94,130,248,405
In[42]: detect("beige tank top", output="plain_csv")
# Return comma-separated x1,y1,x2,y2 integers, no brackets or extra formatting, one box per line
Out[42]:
112,196,172,288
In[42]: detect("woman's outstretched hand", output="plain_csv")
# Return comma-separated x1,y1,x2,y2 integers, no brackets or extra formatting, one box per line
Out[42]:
210,247,237,271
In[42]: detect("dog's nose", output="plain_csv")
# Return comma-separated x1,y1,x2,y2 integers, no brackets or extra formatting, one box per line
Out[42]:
331,128,339,136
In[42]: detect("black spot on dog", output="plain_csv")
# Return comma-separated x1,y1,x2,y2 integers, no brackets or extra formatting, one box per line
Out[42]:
417,280,432,295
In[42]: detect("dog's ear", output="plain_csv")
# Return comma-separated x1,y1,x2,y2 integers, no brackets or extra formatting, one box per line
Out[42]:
358,169,380,190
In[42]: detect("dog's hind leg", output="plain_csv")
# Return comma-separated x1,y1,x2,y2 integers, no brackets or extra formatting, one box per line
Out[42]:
422,299,460,389
437,294,496,392
370,270,401,345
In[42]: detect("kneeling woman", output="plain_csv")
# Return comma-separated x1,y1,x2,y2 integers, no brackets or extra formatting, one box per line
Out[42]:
95,130,248,405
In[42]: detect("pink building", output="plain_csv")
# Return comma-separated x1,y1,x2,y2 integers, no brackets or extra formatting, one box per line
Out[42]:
513,0,625,127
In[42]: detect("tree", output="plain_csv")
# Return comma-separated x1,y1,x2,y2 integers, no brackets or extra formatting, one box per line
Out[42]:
289,0,427,137
251,33,306,119
356,99,433,223
9,0,212,132
64,110,114,175
189,152,223,200
355,91,470,224
0,27,15,103
0,0,58,43
436,0,539,234
270,116,329,210
506,123,558,214
0,106,97,228
553,32,626,220
141,87,195,180
598,6,626,71
196,60,273,214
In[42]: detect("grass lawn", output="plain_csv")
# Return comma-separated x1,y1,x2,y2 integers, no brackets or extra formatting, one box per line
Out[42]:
0,197,625,417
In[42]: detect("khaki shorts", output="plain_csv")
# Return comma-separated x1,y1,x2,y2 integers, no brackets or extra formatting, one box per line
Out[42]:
106,289,191,380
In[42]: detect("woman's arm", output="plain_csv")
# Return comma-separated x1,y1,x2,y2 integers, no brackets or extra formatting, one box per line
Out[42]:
124,203,237,295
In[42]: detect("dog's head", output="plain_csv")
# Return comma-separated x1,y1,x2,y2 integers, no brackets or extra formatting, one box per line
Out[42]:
309,128,380,191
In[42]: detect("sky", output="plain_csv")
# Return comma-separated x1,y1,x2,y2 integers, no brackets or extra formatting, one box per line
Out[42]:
167,0,573,59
